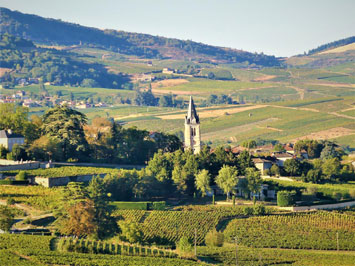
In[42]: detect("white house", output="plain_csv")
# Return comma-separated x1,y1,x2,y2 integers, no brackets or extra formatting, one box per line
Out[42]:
0,130,25,151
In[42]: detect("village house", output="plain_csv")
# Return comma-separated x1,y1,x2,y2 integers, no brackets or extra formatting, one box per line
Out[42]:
252,158,273,173
273,152,294,167
209,181,276,200
0,130,25,151
162,68,175,74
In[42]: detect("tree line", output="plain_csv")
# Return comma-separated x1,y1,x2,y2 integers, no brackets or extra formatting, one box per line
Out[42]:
0,103,181,164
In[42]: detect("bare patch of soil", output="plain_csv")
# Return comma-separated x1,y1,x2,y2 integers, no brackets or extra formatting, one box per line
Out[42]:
293,127,355,142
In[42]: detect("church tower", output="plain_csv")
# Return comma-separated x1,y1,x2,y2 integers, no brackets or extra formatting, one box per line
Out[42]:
184,96,201,154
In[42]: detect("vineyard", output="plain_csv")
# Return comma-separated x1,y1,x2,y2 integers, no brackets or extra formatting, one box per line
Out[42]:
57,238,177,258
0,235,200,266
2,166,122,178
0,184,61,210
198,245,355,266
224,211,355,250
114,206,275,245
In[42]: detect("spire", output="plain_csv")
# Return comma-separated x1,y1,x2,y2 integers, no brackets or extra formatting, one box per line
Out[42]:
186,96,199,124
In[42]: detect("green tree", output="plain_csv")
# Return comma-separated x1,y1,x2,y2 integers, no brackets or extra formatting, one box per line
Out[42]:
245,167,262,204
283,159,302,176
87,176,117,239
215,165,238,200
270,164,280,177
195,169,211,197
322,158,341,180
41,105,89,160
0,206,14,232
118,221,143,244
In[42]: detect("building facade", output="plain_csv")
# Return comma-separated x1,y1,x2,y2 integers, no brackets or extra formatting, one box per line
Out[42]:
184,96,201,154
0,130,25,151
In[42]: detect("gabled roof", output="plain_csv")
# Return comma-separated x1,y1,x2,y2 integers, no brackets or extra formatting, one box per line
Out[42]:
185,96,199,124
0,130,24,139
252,158,273,164
274,152,293,158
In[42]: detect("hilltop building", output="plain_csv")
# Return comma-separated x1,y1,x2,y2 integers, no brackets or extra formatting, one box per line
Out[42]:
0,130,25,151
184,96,201,154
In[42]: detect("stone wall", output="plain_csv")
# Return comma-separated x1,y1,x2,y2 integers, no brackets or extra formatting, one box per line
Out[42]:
0,159,40,171
33,173,107,187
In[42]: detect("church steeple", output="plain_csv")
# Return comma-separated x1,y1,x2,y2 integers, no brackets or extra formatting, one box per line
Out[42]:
184,96,201,154
186,96,199,124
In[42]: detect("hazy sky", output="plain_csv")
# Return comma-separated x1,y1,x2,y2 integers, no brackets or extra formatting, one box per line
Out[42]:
1,0,354,57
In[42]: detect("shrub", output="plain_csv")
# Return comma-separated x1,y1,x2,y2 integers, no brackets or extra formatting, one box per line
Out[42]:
151,201,166,210
176,236,193,257
277,190,297,207
253,204,266,215
113,202,149,210
243,207,253,216
205,229,224,247
118,221,143,244
15,171,27,181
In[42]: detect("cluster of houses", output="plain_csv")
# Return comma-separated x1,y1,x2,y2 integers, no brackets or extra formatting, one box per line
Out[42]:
0,90,111,109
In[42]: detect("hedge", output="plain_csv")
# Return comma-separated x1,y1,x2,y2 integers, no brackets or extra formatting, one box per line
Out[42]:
277,191,297,207
112,201,166,210
0,180,29,185
113,202,149,210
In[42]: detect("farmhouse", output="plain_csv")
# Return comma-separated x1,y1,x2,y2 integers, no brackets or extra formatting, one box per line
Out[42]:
0,129,25,151
273,152,293,167
252,158,273,173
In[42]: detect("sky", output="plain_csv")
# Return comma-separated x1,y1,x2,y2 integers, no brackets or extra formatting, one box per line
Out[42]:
0,0,354,57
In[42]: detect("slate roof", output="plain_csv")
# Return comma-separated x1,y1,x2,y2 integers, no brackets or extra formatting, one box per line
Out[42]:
0,130,24,139
185,96,199,124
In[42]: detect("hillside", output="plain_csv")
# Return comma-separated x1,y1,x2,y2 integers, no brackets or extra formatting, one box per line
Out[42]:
307,36,355,55
0,7,279,67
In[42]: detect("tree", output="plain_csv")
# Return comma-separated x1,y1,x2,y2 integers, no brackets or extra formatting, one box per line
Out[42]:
320,144,339,159
273,143,285,152
215,165,238,200
238,150,254,175
322,158,341,180
270,164,280,177
87,176,117,239
241,140,256,149
195,169,211,197
0,206,14,232
59,199,97,237
305,169,322,183
0,145,9,159
9,144,27,161
283,159,302,176
41,105,89,160
176,236,193,257
28,135,61,161
118,221,143,244
245,167,262,204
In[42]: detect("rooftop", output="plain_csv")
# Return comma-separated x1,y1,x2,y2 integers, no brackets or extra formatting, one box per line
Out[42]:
0,130,24,139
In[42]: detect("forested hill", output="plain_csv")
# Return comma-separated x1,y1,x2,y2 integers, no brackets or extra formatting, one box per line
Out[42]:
307,36,355,55
0,7,279,67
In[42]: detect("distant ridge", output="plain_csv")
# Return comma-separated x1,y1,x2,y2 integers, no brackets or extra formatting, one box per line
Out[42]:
0,7,279,67
307,36,355,55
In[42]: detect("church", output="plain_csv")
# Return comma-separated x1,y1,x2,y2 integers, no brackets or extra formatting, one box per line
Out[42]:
184,96,201,154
